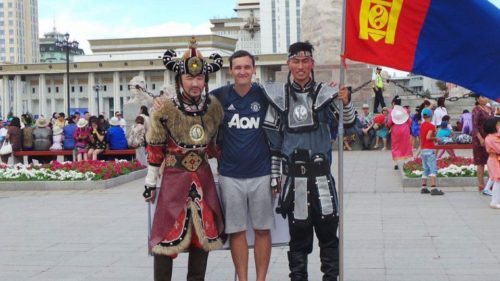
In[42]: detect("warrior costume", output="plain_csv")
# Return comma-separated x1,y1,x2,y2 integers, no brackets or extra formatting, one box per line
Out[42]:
144,38,225,281
262,44,356,281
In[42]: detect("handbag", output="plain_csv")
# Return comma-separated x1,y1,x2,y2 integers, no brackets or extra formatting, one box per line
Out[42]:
0,140,13,155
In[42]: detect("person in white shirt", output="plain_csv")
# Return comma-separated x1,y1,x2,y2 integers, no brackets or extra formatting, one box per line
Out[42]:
432,97,447,126
114,111,127,134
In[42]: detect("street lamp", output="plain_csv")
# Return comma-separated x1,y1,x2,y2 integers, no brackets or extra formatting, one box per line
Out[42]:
93,84,103,115
55,33,79,115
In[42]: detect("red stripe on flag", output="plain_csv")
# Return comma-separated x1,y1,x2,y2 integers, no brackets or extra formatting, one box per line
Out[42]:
344,0,431,71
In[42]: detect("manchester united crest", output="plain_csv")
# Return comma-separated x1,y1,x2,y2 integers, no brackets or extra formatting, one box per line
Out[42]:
293,105,308,122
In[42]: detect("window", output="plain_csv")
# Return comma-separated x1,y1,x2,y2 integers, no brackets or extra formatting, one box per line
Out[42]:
55,86,59,93
79,86,83,92
32,87,35,94
152,84,156,90
119,85,123,91
71,86,74,93
48,87,51,93
103,85,107,91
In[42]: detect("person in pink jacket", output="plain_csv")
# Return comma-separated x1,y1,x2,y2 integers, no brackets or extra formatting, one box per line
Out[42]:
483,117,500,209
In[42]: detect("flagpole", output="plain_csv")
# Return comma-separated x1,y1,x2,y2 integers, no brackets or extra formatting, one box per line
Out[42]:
338,1,348,281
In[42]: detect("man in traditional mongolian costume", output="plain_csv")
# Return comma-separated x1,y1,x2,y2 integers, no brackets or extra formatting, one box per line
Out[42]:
262,41,355,281
143,38,225,281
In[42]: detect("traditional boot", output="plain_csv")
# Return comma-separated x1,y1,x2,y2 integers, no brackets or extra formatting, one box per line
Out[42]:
320,247,339,281
154,255,173,281
186,247,209,281
288,251,308,281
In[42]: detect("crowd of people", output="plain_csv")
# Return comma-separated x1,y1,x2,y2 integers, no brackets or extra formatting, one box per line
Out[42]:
344,91,500,206
0,106,150,164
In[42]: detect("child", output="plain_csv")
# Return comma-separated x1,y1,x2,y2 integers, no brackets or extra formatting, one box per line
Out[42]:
49,126,63,150
483,117,500,208
73,119,91,161
419,108,444,195
460,109,473,135
373,107,389,150
436,121,456,158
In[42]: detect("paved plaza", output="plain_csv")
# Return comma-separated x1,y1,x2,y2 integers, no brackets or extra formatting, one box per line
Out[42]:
1,150,500,281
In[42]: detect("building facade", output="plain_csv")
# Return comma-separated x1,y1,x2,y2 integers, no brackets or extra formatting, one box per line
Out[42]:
211,0,261,54
0,0,39,64
39,28,85,63
0,34,286,119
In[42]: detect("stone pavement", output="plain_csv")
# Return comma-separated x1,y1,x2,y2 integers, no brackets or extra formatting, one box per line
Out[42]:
1,150,500,281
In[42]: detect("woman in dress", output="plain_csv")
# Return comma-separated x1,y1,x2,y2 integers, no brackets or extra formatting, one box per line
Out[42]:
472,95,494,191
387,96,413,170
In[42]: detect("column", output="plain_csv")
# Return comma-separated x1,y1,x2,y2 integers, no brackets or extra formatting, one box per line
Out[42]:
145,72,152,91
27,77,33,114
255,66,263,84
1,77,8,119
50,78,56,115
38,74,47,117
216,70,222,86
113,72,121,113
163,70,171,86
73,77,80,109
14,75,23,115
63,73,69,115
97,76,104,116
87,72,95,115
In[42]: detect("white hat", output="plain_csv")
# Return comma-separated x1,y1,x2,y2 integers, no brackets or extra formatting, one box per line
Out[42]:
109,117,120,126
77,118,88,128
391,105,409,125
362,104,370,109
35,117,49,128
52,126,63,135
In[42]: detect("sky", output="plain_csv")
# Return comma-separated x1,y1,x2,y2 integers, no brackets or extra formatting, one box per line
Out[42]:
38,0,237,54
39,0,500,75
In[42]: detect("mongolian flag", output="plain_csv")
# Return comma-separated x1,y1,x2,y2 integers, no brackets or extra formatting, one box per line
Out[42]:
344,0,500,100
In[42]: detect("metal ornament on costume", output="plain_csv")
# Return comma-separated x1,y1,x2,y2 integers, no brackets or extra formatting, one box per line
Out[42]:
162,37,223,77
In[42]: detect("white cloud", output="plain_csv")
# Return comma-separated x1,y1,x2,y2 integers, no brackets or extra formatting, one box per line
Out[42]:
39,16,212,54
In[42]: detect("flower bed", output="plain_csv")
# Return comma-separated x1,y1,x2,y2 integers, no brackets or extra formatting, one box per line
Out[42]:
0,160,145,181
403,156,488,178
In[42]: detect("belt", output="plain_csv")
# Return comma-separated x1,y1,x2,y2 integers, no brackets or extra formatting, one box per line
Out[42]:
164,151,207,172
282,160,330,178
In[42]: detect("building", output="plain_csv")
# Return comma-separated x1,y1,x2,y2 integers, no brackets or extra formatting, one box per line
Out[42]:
389,74,441,95
0,34,286,118
39,28,85,63
211,0,261,54
0,0,39,64
260,0,303,54
211,0,303,55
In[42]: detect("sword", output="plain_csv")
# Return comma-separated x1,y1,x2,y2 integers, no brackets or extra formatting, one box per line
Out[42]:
148,201,152,256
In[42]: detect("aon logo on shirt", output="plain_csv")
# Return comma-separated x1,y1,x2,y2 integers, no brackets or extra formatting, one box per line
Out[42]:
228,114,260,129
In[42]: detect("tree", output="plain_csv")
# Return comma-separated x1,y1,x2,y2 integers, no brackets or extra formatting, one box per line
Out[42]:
435,80,449,98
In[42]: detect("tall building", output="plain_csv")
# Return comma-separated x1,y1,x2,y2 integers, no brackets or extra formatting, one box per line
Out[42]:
0,0,40,64
260,0,303,54
39,27,84,63
211,0,261,54
211,0,303,55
